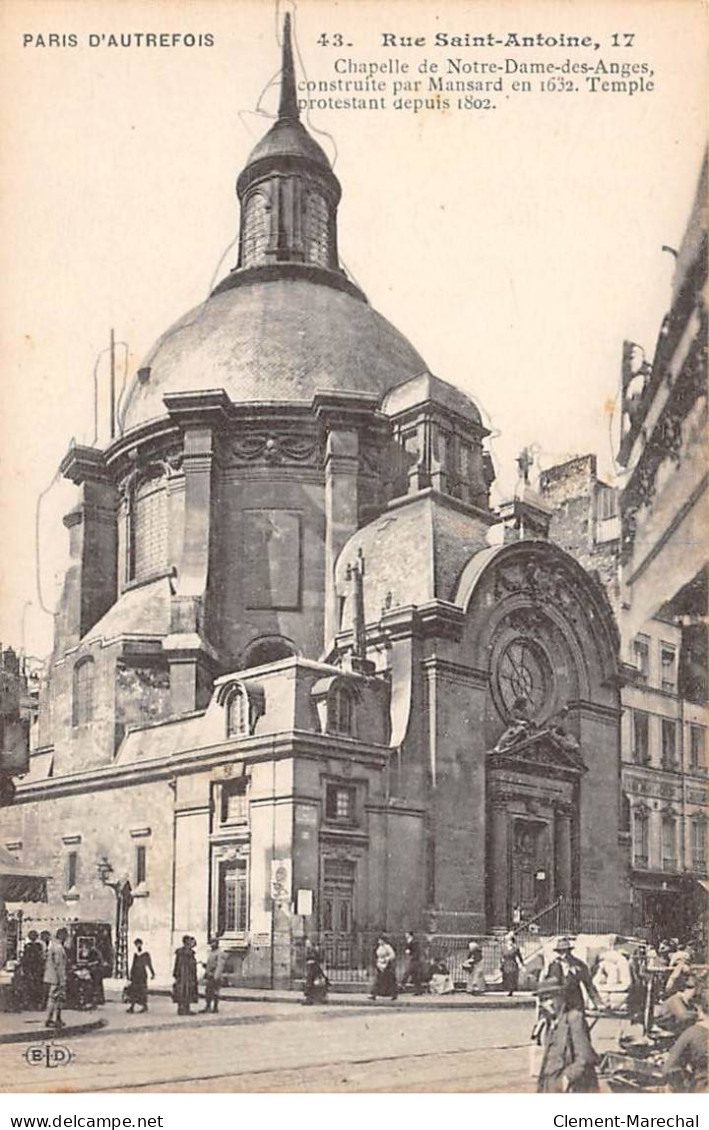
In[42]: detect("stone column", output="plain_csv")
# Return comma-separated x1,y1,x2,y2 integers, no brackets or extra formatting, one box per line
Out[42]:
58,446,118,650
490,800,509,927
324,429,359,646
554,804,573,900
163,395,227,716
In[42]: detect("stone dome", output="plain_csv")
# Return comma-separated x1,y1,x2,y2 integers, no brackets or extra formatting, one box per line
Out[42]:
121,276,428,431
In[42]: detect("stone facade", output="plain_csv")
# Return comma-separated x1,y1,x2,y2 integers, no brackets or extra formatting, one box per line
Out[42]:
2,19,629,983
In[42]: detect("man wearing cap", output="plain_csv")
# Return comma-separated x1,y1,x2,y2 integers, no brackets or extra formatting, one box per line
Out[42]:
548,936,603,1014
534,973,600,1093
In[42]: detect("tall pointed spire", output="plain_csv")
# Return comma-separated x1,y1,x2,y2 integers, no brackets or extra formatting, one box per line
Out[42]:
278,13,299,122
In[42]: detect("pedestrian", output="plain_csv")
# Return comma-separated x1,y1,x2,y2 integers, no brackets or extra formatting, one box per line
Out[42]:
534,972,599,1093
500,931,524,996
666,946,694,995
662,984,709,1092
39,931,51,1008
127,938,155,1013
85,942,105,1007
401,931,425,995
20,930,45,1010
463,938,487,995
369,934,397,1001
547,936,603,1013
654,981,699,1035
201,938,227,1013
429,956,455,995
44,927,68,1030
302,938,329,1006
172,935,198,1016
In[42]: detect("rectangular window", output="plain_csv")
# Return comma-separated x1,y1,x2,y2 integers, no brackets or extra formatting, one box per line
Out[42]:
632,811,649,868
690,819,706,868
218,859,248,935
633,711,650,764
633,636,650,684
67,851,78,890
660,643,677,693
597,484,618,521
221,781,248,824
325,784,356,823
661,719,677,767
690,725,706,769
661,816,677,870
135,844,147,887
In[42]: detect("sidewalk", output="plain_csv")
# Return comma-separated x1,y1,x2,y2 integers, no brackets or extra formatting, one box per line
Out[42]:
101,976,535,1010
1,985,534,1044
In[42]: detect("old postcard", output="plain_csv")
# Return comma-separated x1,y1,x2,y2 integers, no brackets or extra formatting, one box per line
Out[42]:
0,0,707,1101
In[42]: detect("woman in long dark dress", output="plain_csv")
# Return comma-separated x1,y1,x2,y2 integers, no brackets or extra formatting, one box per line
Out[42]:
86,944,105,1007
127,938,155,1013
302,939,329,1005
21,931,46,1010
500,931,524,996
173,935,198,1016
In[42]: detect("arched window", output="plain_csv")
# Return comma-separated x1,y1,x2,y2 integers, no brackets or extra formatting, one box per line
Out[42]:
243,637,295,669
327,684,354,736
226,685,249,738
128,472,168,583
242,191,271,267
72,658,95,727
304,190,330,267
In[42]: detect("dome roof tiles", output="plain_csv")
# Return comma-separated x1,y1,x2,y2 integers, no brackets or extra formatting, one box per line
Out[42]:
121,277,427,430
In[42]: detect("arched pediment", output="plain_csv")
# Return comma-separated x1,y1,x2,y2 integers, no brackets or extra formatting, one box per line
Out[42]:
454,540,620,723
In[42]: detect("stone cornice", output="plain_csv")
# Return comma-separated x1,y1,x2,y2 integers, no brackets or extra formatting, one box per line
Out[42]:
163,389,232,430
420,656,488,687
568,698,623,722
60,445,111,485
13,729,389,803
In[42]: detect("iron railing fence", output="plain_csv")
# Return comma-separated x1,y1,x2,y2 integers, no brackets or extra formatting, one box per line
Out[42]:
292,904,641,987
291,931,504,987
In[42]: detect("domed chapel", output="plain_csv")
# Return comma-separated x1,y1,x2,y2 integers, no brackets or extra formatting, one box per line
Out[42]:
5,18,629,982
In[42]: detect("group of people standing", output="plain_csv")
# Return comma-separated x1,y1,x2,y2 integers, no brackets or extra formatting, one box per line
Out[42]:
17,928,106,1029
170,935,227,1016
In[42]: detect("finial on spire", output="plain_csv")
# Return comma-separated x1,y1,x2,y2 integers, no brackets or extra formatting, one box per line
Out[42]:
278,12,299,121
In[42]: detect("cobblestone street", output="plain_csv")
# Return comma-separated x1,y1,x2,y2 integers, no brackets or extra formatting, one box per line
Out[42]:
0,996,625,1093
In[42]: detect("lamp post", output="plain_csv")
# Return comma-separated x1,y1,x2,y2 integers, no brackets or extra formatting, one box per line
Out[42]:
97,856,133,978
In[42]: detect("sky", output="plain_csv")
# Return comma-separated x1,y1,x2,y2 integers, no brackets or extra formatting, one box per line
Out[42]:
0,0,706,661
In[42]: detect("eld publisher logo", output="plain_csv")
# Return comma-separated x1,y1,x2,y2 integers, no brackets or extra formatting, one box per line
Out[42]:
24,1042,74,1069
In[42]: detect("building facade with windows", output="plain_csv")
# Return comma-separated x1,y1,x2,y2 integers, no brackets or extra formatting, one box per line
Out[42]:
2,21,629,982
540,453,707,942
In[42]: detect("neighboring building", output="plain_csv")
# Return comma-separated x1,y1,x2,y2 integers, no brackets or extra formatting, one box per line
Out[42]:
618,152,707,645
0,646,35,807
541,454,707,944
2,20,629,983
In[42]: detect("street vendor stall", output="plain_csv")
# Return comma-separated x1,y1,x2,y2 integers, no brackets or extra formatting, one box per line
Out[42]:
0,845,48,967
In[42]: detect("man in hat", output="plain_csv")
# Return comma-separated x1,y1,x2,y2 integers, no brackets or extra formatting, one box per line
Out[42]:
548,936,603,1014
43,928,68,1030
534,973,600,1093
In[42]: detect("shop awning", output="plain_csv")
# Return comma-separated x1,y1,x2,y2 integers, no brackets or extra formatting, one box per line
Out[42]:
0,845,48,903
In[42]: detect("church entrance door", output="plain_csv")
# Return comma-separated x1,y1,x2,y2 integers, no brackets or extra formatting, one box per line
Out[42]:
511,820,549,918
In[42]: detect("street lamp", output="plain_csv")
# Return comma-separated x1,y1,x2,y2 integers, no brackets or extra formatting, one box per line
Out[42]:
97,855,133,978
97,856,114,885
